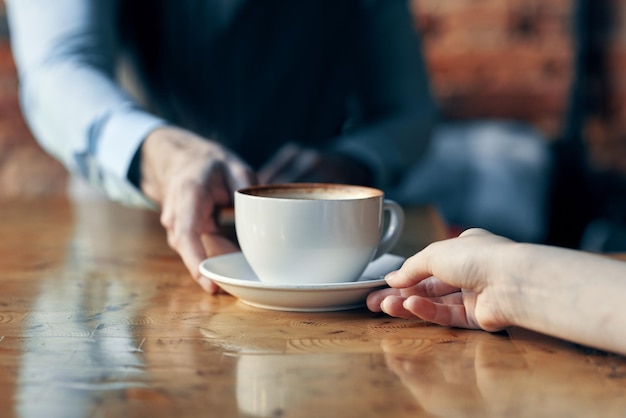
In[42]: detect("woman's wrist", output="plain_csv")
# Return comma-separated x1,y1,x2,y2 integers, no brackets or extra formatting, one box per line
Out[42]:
483,242,539,330
493,242,582,332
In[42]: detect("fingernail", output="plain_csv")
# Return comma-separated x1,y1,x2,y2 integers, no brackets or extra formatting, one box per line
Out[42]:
198,276,215,293
380,297,390,313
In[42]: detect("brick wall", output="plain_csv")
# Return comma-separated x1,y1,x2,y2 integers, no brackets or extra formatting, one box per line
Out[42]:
1,0,626,197
413,0,574,138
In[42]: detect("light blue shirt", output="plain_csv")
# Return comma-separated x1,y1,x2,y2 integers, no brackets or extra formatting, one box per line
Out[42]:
7,0,163,207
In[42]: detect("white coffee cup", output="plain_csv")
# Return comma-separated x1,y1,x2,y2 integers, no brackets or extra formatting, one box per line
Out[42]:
234,183,404,285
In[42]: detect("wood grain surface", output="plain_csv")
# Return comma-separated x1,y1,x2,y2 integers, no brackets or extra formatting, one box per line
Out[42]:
1,198,626,418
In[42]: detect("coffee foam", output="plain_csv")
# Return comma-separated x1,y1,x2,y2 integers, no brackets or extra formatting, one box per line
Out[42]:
240,184,381,200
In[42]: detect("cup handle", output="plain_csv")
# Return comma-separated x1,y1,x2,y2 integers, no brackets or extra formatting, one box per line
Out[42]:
372,199,405,260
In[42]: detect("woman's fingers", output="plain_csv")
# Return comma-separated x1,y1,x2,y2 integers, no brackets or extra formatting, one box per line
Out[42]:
366,287,399,312
402,296,475,329
412,276,461,298
376,293,473,329
380,295,420,320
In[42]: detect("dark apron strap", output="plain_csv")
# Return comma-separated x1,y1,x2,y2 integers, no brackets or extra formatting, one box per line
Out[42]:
545,0,594,248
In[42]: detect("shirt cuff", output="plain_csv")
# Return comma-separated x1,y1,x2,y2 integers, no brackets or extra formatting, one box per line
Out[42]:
97,106,166,183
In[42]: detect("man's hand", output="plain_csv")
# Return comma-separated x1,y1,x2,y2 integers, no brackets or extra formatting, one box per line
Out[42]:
259,143,372,186
140,127,256,293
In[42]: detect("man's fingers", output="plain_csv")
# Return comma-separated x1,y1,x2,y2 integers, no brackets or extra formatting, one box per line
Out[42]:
258,144,320,184
224,160,257,195
258,143,302,184
174,231,236,294
200,233,239,258
174,231,212,286
161,189,222,293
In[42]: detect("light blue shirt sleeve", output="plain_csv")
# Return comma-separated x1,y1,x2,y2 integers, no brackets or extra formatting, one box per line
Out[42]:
6,0,165,208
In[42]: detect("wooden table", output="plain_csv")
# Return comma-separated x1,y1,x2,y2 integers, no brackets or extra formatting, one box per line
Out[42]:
1,197,626,418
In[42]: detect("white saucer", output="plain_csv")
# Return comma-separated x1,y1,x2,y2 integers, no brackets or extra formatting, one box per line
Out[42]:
199,252,405,312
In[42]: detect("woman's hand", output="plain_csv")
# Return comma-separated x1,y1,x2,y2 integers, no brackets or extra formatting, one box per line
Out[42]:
367,228,516,331
140,127,256,293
